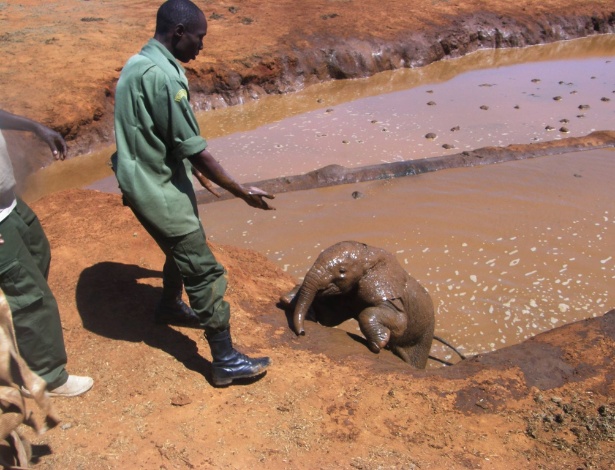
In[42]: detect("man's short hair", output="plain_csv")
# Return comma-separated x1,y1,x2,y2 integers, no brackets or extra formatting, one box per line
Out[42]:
156,0,204,35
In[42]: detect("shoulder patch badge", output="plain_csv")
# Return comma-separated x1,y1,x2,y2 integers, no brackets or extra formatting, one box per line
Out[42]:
174,89,188,102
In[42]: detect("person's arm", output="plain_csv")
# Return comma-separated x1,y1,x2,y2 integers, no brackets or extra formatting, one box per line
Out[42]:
142,72,274,209
0,109,67,160
191,166,221,198
188,149,275,210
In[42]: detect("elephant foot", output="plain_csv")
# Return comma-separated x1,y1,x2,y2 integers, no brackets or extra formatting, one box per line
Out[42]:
366,330,390,353
358,306,392,353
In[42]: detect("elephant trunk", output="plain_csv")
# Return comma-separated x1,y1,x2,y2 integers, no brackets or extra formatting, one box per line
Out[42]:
292,266,324,335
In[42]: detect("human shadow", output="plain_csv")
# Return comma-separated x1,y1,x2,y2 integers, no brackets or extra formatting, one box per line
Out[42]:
75,262,212,380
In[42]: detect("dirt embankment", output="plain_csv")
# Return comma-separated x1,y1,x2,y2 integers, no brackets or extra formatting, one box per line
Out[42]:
0,1,613,157
25,189,615,469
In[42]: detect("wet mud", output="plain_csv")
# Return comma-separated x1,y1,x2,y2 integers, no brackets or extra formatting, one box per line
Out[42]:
3,2,615,468
443,308,615,412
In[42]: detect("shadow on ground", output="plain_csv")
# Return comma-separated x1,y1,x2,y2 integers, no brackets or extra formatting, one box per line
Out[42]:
75,262,212,379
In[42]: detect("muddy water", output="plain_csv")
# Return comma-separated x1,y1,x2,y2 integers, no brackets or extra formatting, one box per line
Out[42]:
204,37,615,180
26,35,615,196
27,35,615,362
194,36,615,361
202,148,615,362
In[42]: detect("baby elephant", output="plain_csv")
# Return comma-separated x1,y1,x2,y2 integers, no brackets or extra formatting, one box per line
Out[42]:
281,241,435,368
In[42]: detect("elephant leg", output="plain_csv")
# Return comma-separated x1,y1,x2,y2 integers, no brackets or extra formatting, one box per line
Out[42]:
390,333,433,369
357,306,394,353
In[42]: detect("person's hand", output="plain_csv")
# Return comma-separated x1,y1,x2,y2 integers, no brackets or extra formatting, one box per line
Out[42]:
242,186,275,210
0,233,4,245
36,125,67,160
193,168,221,198
188,150,275,209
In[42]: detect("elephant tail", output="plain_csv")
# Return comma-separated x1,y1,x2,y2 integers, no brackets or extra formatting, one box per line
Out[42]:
428,355,456,367
433,335,466,361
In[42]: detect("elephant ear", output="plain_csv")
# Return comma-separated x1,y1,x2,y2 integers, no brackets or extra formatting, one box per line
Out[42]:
360,260,407,304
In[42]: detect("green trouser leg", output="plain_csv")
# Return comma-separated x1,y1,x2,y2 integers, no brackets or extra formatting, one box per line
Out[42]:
0,198,68,389
130,209,231,332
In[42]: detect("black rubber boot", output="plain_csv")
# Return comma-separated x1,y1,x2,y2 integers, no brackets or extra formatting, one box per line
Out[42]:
206,328,271,386
154,291,201,326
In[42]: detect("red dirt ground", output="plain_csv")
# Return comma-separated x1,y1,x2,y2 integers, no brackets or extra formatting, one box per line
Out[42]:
2,1,614,468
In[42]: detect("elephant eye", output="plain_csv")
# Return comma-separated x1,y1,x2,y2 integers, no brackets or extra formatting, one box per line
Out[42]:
339,267,346,275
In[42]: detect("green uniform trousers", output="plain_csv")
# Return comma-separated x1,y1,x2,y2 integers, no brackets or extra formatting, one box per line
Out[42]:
130,207,231,332
0,198,68,389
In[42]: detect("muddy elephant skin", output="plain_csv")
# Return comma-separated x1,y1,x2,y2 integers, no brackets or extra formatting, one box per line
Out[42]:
283,241,435,368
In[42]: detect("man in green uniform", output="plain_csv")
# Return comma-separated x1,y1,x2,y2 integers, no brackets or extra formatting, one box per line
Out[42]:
0,109,94,397
113,0,275,386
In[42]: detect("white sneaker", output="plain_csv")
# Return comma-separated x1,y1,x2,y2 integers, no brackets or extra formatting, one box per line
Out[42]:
48,375,94,397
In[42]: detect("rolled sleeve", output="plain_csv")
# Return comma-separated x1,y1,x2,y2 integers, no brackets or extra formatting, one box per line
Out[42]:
145,71,207,161
170,135,207,160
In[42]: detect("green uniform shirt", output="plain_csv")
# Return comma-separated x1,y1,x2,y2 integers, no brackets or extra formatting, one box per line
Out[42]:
113,38,207,237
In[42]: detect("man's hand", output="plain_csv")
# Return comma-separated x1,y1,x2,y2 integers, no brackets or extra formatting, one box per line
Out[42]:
36,124,67,160
0,109,67,160
242,186,275,210
192,168,221,198
189,150,276,211
0,233,4,245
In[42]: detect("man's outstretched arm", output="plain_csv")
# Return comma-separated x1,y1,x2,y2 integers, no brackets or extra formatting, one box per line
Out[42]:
188,149,275,210
0,109,67,160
